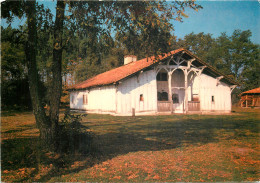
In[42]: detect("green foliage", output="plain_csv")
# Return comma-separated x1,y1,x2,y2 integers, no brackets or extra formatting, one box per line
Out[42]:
177,32,216,63
1,79,31,110
1,27,31,109
58,110,94,154
1,27,26,80
1,1,25,23
177,30,259,102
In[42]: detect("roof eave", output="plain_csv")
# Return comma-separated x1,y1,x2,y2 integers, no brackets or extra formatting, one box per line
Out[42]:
184,49,240,86
69,48,240,91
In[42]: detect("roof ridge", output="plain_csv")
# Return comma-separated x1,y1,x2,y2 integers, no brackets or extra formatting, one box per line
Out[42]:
70,48,238,90
241,87,260,95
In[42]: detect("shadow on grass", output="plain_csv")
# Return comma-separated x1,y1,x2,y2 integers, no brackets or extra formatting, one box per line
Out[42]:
2,124,37,134
2,138,38,171
1,113,258,182
1,110,33,117
91,115,258,159
3,129,26,134
1,136,97,182
94,119,216,158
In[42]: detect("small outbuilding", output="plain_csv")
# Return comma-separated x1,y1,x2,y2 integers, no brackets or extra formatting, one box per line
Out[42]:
239,87,260,108
69,48,238,115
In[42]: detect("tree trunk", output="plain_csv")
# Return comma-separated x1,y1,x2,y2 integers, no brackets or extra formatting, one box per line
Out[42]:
25,1,66,150
25,0,52,145
49,1,66,145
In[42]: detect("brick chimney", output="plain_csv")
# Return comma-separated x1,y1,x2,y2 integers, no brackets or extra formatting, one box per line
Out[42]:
124,55,137,65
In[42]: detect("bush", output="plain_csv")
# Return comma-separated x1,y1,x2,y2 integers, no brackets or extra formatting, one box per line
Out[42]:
58,110,94,155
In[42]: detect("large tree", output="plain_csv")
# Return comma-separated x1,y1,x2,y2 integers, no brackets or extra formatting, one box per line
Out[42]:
1,26,32,109
176,30,260,103
176,32,216,64
2,0,202,149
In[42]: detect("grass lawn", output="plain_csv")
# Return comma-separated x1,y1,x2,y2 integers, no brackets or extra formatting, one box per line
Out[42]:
1,107,259,182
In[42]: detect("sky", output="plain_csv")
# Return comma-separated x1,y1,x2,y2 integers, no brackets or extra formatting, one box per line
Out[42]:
1,0,259,44
174,1,260,43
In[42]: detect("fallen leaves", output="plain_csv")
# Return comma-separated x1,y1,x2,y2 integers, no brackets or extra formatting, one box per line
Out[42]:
63,139,259,182
2,109,260,182
127,173,139,180
111,175,121,180
152,174,160,180
2,167,36,182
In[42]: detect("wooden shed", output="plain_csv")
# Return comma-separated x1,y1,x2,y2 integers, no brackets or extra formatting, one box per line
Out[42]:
69,48,238,116
239,87,260,108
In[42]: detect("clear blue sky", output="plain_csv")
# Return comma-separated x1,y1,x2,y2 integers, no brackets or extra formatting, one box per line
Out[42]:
174,1,259,44
2,1,259,44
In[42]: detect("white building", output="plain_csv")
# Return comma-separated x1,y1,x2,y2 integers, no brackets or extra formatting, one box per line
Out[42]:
69,48,237,116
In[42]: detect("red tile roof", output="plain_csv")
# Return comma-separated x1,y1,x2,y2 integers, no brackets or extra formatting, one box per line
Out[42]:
71,48,184,90
70,48,238,90
241,87,260,95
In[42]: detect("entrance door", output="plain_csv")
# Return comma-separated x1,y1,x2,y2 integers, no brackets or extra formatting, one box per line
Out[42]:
172,88,185,113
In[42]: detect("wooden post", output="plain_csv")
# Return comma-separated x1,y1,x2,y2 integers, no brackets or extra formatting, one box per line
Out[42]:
184,69,188,113
168,72,173,113
246,95,248,108
132,108,135,117
115,86,118,113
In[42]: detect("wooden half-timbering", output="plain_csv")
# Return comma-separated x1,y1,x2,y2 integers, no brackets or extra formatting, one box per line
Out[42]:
155,52,208,113
69,48,238,115
239,87,260,108
240,95,260,107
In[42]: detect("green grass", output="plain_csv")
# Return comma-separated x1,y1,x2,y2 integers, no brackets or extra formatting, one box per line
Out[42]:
1,107,260,182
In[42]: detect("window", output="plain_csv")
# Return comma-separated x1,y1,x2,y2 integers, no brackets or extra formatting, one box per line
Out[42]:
83,94,88,105
172,94,179,104
212,96,215,103
156,72,168,81
71,96,75,104
158,92,168,101
140,94,144,101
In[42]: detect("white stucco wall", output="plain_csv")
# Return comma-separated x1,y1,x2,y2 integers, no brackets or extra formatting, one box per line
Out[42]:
70,69,232,115
70,90,84,110
199,74,231,112
70,85,116,113
116,69,157,115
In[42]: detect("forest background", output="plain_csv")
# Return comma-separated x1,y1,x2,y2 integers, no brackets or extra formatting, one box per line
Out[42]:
2,2,259,111
2,24,260,111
